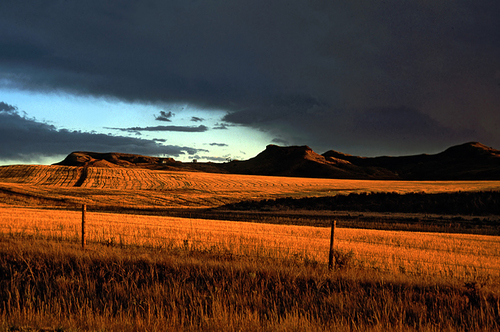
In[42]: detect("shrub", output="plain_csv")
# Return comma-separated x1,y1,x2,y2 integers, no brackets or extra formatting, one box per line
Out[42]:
332,249,355,270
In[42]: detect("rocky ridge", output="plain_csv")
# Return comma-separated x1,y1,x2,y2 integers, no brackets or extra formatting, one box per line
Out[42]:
55,142,500,180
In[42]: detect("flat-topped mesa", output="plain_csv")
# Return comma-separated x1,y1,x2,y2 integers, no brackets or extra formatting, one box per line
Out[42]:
223,144,371,178
263,144,313,155
262,144,320,160
55,151,176,167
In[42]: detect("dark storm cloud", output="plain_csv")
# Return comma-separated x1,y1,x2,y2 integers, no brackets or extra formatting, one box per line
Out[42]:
190,117,204,122
1,1,499,155
349,106,483,155
0,102,204,162
110,125,208,133
209,143,228,147
0,102,17,112
155,111,174,122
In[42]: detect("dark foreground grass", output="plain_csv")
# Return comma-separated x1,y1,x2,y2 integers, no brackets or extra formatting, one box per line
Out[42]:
1,237,499,332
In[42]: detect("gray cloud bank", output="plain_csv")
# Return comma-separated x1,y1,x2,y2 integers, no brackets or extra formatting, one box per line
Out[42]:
1,1,499,156
0,102,203,162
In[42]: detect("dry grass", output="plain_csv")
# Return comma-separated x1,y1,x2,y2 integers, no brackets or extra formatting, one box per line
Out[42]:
1,207,499,281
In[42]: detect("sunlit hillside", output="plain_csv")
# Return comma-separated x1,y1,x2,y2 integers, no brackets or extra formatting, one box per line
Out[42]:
1,165,500,209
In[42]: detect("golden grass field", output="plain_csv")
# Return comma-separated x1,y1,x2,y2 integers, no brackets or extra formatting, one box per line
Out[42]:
1,206,499,280
1,164,500,279
1,165,500,208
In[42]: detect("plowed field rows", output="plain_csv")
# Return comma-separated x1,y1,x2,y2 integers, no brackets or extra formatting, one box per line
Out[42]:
1,165,500,208
0,165,81,186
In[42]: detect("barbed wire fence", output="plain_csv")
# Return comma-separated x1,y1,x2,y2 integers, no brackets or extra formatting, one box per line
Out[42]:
1,205,499,278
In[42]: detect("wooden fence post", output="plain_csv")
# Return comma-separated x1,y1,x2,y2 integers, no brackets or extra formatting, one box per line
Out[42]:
328,220,336,270
82,204,86,249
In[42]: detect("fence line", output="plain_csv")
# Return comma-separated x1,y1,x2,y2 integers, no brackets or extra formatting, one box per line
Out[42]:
2,221,497,258
2,223,497,270
1,220,498,253
2,228,498,276
1,226,499,275
0,206,499,278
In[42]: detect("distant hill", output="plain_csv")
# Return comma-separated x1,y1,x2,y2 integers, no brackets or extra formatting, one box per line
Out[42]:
222,142,500,180
220,145,396,179
321,142,500,180
55,151,225,173
55,151,177,168
55,142,500,180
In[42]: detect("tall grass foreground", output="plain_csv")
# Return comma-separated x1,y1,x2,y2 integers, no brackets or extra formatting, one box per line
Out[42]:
1,235,499,332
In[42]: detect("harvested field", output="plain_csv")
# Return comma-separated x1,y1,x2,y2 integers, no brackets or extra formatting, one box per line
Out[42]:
1,165,500,209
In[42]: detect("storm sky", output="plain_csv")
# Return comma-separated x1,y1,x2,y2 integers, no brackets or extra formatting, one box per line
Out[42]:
1,1,499,164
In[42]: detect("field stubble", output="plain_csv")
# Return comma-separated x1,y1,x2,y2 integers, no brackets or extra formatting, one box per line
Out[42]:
1,165,500,208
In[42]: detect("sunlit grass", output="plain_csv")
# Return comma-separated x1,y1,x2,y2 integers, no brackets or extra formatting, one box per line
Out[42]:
1,207,499,281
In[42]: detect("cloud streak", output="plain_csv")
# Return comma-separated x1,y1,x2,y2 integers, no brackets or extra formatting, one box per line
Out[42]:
1,1,499,155
0,102,205,162
109,125,208,133
212,123,230,130
155,111,174,122
190,117,204,122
